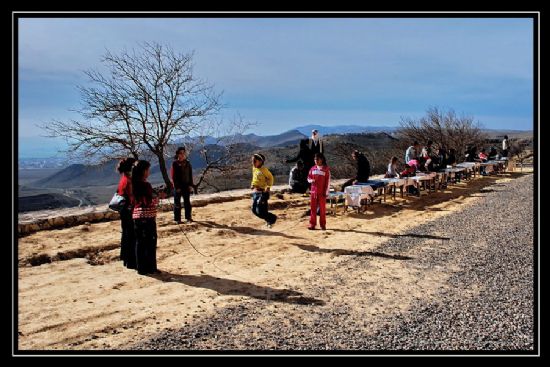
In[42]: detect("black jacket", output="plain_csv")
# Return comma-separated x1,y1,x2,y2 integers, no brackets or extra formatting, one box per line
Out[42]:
355,153,371,182
171,160,193,189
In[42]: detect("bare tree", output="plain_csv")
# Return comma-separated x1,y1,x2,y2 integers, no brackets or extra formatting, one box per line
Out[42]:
181,114,255,193
509,139,533,171
41,42,223,189
396,106,487,162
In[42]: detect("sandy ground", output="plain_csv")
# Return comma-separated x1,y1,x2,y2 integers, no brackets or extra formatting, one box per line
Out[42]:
17,171,531,350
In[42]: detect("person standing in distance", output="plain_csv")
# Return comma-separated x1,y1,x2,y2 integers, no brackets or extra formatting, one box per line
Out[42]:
171,147,195,224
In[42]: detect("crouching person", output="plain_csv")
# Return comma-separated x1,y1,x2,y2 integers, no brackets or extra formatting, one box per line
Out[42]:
289,160,308,194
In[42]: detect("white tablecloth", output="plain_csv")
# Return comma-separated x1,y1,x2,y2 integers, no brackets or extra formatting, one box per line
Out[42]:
344,185,375,207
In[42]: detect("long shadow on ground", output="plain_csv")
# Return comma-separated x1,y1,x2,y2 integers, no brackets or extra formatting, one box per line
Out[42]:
150,272,325,306
291,243,414,260
194,220,301,240
328,229,450,241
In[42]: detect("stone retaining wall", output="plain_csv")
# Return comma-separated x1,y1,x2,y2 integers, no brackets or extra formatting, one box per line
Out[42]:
18,180,347,237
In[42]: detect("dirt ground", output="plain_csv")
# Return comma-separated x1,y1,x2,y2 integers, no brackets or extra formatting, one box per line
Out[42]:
17,172,528,350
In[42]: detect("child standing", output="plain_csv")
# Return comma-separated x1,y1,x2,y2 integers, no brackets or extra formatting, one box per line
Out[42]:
307,153,330,230
132,160,166,275
250,153,277,228
116,157,137,269
171,146,195,224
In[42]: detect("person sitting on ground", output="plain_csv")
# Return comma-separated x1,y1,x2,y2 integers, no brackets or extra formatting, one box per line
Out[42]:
286,138,315,177
385,156,399,178
289,160,308,194
341,150,371,191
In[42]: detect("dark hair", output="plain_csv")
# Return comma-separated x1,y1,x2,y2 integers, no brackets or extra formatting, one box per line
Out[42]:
253,153,265,163
427,140,433,146
413,141,419,146
314,153,327,166
174,146,186,158
117,157,136,174
297,160,304,167
504,135,508,139
132,160,150,180
132,160,152,202
390,156,398,163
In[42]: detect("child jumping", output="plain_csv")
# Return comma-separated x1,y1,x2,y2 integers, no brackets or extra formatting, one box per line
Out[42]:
250,153,277,228
307,153,330,230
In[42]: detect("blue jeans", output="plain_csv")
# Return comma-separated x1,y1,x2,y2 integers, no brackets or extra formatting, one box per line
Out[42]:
251,192,277,225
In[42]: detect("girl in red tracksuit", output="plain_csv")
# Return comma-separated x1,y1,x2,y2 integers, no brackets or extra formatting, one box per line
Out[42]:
307,153,330,230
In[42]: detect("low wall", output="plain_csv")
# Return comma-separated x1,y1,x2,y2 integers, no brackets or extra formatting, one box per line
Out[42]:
18,179,347,237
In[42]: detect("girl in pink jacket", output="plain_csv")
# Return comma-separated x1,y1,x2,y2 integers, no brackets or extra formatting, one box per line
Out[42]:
307,153,331,230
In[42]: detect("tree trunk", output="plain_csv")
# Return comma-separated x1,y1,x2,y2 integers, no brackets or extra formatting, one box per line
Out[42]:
156,153,172,189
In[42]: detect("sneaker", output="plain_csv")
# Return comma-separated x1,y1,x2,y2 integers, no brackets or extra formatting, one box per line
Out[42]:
321,226,326,231
307,226,316,230
184,218,193,223
266,223,273,229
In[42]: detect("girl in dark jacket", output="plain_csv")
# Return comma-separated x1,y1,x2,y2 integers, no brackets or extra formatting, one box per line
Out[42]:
132,160,166,275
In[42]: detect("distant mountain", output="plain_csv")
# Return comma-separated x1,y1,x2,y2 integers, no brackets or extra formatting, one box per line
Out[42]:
230,129,307,147
31,141,262,189
19,193,81,212
33,160,123,188
481,129,533,139
294,124,398,136
175,130,307,148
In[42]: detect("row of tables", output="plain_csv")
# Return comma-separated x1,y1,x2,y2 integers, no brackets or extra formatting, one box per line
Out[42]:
328,158,508,214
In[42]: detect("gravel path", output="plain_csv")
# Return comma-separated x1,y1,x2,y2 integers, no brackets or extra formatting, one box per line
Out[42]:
133,174,535,351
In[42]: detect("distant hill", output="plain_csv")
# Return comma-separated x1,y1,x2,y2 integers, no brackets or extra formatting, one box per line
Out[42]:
294,124,398,136
31,142,262,190
481,129,533,139
33,160,122,188
176,130,307,148
19,193,81,212
231,129,307,147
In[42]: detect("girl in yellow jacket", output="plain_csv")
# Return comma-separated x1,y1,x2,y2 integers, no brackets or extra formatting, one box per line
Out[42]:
250,153,277,228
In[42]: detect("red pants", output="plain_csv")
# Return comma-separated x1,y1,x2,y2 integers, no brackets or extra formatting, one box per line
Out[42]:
309,193,326,228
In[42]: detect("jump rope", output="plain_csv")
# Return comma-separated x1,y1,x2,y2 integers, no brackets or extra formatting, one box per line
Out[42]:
160,187,309,278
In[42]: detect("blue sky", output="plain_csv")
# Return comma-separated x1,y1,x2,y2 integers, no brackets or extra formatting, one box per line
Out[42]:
18,17,534,157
